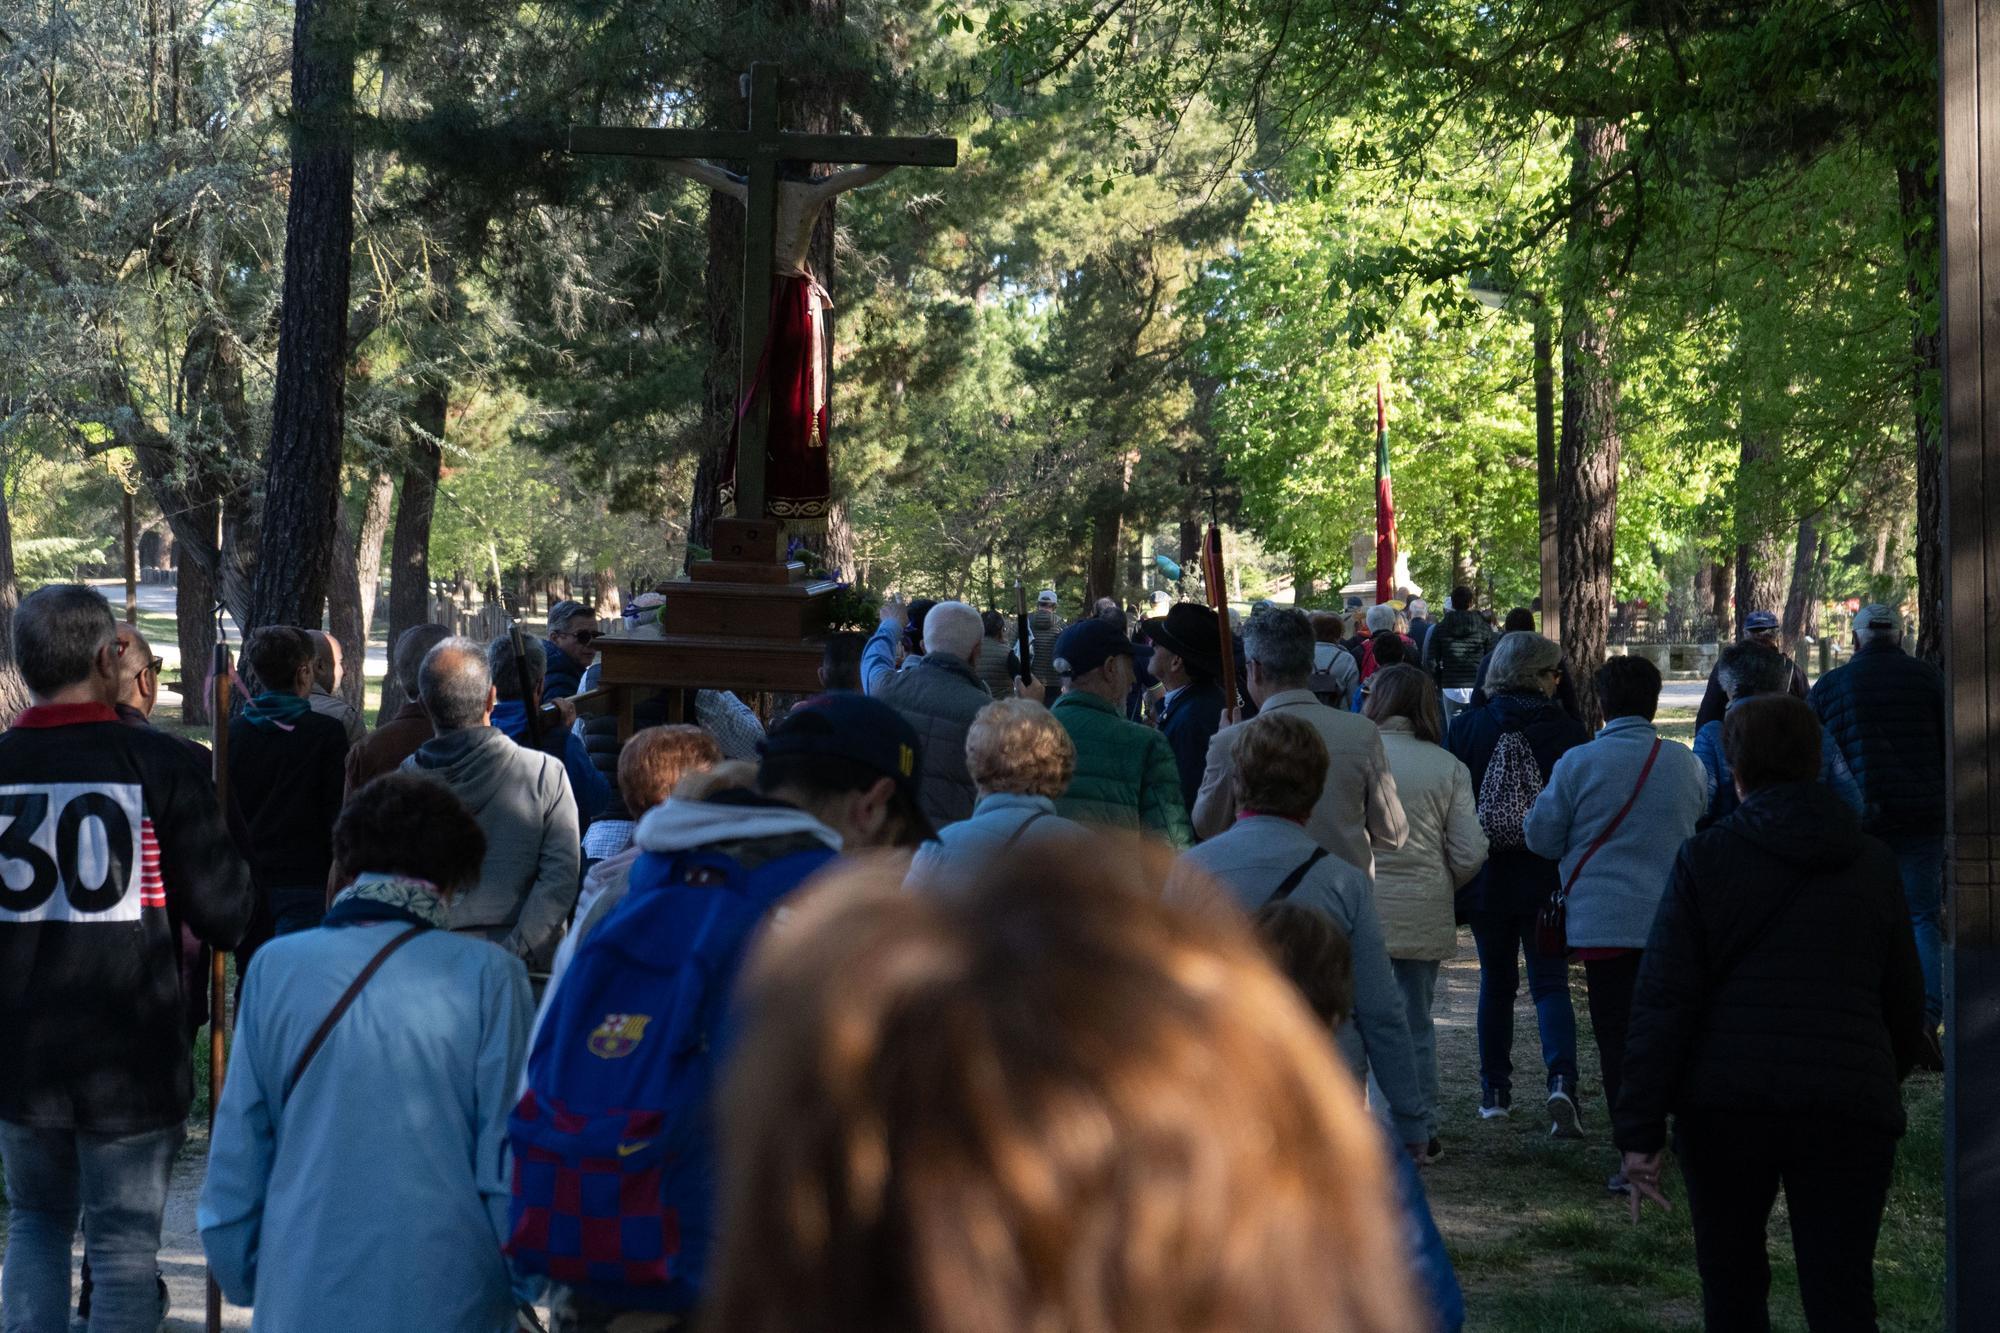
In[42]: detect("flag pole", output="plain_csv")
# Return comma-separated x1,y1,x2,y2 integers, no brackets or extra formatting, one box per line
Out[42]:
1374,380,1396,606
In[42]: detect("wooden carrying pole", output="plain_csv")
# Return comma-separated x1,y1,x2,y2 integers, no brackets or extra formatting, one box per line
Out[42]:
1203,525,1239,723
206,638,230,1333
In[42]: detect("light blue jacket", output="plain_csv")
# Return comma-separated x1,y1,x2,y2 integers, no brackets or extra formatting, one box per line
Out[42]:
199,922,534,1332
1524,716,1711,949
907,793,1084,889
1177,816,1427,1145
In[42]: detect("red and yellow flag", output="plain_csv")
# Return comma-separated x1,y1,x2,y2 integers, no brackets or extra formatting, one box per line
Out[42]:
1375,380,1397,605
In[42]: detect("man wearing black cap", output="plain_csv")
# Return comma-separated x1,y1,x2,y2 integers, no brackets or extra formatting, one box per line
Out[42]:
1810,603,1947,1066
1047,619,1194,847
1693,609,1806,729
528,692,931,1332
1142,602,1228,813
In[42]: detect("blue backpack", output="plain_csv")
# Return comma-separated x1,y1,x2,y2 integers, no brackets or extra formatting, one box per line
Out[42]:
505,842,837,1312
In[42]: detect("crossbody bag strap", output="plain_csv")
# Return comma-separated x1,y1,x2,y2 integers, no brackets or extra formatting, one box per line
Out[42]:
1001,809,1052,850
1557,738,1664,900
284,924,428,1101
1270,848,1331,904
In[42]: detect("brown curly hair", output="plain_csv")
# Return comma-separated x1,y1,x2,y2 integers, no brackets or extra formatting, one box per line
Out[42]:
708,837,1417,1333
332,774,487,896
965,698,1075,798
617,725,722,814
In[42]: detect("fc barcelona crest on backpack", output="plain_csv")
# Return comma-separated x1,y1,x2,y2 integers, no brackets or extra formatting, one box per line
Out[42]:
587,1013,651,1059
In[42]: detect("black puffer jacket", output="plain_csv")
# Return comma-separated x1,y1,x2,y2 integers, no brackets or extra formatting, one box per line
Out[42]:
1424,609,1494,689
1808,640,1945,837
1445,690,1589,917
1612,782,1924,1154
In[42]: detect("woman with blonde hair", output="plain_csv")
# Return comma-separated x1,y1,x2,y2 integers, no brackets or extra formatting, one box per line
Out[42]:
906,698,1085,887
1363,664,1489,1162
710,841,1422,1333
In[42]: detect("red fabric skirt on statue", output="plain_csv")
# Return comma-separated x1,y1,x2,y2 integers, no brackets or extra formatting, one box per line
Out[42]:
724,271,832,525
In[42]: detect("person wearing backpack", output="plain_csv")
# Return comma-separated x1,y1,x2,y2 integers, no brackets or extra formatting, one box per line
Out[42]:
1422,586,1495,720
507,693,933,1333
1173,712,1429,1160
1523,656,1709,1193
1445,631,1589,1133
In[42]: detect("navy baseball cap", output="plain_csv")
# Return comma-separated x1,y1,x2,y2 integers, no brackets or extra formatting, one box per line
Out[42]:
1744,611,1780,633
1053,618,1135,679
760,693,933,836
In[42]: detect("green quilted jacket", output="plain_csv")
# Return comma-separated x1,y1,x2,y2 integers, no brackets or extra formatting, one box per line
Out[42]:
1049,692,1194,849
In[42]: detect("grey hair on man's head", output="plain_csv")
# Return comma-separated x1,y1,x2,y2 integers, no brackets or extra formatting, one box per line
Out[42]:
393,623,452,699
922,601,985,662
488,633,548,703
1243,607,1316,685
1716,641,1791,701
13,583,116,697
419,636,493,730
1364,604,1397,633
1485,631,1563,695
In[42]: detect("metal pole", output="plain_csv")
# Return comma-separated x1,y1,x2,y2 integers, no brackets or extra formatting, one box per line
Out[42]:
1533,309,1560,646
205,636,231,1333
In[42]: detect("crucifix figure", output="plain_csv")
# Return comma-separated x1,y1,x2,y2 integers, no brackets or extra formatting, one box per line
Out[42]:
569,63,957,528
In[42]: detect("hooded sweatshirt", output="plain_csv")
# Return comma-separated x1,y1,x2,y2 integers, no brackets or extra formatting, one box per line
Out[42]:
527,792,844,1052
1613,782,1925,1154
402,726,578,969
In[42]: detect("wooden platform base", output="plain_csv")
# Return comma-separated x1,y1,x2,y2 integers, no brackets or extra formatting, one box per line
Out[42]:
593,518,838,739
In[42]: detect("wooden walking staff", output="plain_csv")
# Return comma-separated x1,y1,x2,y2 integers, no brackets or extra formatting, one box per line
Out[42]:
206,636,231,1333
1203,525,1240,724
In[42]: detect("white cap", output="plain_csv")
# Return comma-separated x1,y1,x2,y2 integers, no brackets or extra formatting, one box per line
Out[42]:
1037,588,1058,605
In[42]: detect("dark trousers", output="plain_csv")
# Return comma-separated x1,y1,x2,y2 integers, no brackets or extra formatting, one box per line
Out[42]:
1582,952,1642,1115
1676,1113,1897,1332
1467,909,1578,1095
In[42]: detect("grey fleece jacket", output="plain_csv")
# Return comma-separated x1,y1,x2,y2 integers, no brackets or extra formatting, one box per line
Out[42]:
1175,816,1429,1145
403,725,579,969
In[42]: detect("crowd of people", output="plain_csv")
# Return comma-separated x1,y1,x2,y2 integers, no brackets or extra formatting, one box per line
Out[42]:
0,577,1940,1333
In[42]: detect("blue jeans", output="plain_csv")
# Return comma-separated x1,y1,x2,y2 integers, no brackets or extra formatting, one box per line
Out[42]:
1390,958,1442,1139
0,1120,182,1333
1880,834,1943,1027
1467,910,1578,1097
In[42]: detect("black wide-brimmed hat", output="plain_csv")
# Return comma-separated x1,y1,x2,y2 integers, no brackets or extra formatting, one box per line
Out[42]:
1141,602,1224,678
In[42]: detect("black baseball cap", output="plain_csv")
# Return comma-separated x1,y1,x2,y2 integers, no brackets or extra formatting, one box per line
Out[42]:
1053,619,1135,679
760,693,934,839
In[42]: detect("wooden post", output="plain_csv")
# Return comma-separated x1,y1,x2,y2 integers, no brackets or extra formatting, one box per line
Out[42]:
122,490,138,625
735,62,779,520
1941,1,2000,1324
206,637,231,1333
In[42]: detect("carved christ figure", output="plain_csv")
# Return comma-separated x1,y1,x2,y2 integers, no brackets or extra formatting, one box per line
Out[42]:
663,158,896,524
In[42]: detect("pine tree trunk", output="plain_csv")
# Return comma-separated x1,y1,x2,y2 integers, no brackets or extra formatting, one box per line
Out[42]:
1556,122,1627,731
250,0,354,631
1900,163,1943,663
176,552,217,728
328,469,392,711
0,461,30,722
1731,430,1789,637
1780,515,1820,652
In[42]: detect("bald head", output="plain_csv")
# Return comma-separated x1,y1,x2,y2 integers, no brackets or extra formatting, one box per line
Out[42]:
307,629,341,693
418,636,495,731
115,623,159,717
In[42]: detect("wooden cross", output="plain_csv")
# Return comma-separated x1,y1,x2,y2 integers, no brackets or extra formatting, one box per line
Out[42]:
568,63,957,521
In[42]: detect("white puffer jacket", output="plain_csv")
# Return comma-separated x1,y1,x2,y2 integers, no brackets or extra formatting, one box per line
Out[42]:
1372,717,1489,959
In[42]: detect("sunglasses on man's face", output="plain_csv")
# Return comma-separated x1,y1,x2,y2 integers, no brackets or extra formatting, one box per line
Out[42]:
567,629,601,646
142,656,165,677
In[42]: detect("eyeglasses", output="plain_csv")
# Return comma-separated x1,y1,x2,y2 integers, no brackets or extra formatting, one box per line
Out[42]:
568,629,601,646
142,656,165,677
